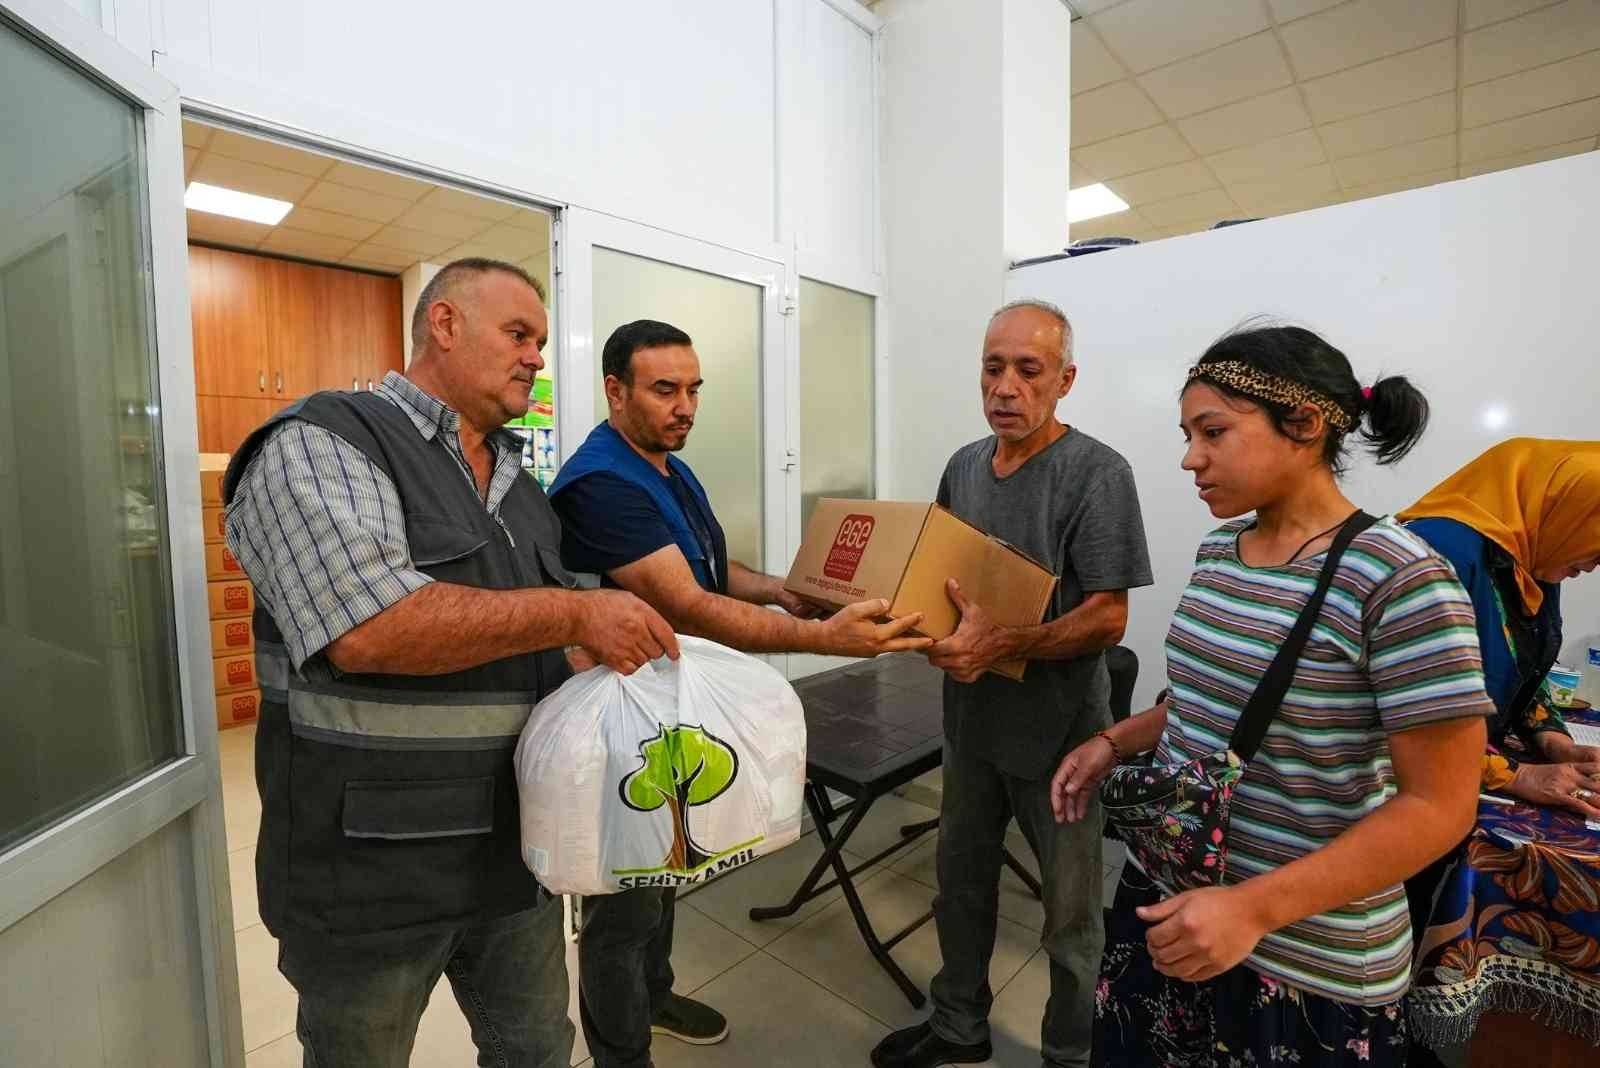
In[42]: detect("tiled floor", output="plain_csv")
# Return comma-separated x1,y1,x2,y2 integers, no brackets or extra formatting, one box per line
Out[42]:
219,724,1127,1067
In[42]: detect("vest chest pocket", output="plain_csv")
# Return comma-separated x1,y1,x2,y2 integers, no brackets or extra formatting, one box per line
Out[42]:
406,513,489,579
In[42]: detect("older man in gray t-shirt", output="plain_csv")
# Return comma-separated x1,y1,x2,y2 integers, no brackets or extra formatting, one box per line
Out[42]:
871,301,1153,1068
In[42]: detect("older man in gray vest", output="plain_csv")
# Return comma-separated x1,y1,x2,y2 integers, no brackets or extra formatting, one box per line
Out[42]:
224,258,675,1067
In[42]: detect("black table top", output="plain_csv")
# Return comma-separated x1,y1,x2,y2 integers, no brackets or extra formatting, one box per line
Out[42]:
789,653,946,795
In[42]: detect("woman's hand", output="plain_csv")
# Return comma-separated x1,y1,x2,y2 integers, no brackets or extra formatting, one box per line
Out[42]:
1137,885,1271,982
1050,734,1117,824
1505,761,1600,819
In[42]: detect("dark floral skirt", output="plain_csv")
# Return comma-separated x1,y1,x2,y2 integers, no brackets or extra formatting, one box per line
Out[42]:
1095,867,1408,1067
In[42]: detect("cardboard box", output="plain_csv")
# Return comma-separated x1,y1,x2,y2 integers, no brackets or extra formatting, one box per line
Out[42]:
205,542,247,581
207,578,255,620
218,688,261,727
210,617,255,656
212,652,257,694
784,499,1058,680
199,453,230,505
202,505,227,544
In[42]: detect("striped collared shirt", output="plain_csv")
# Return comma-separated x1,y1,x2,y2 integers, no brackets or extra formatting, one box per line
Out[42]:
225,372,529,669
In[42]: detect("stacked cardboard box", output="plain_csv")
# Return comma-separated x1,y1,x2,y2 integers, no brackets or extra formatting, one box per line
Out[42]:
201,454,260,728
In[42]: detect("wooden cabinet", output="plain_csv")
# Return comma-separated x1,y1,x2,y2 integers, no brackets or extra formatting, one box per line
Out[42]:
190,244,404,453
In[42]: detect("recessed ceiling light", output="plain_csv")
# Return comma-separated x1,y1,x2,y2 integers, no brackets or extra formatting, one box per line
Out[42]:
1067,183,1129,224
184,181,293,225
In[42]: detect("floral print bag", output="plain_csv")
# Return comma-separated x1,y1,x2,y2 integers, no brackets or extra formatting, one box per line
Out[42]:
1101,512,1376,894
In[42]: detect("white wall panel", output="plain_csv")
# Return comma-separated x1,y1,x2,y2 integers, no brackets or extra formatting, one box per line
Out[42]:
797,0,878,284
139,0,783,256
1002,151,1600,705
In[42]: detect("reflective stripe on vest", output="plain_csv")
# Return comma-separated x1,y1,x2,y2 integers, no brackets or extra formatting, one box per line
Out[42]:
286,691,536,750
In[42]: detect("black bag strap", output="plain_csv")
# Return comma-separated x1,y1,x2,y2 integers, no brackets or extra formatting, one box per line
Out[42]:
1228,510,1379,761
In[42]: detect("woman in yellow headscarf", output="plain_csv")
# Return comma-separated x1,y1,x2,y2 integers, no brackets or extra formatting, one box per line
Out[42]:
1399,438,1600,815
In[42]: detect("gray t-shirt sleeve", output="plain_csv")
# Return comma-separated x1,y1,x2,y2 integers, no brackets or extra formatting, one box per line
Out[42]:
1068,462,1154,593
936,469,952,509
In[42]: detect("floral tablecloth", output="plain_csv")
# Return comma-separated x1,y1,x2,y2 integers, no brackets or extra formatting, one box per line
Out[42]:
1409,796,1600,1049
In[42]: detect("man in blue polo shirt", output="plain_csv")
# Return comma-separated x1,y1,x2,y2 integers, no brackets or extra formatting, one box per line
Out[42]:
550,319,929,1068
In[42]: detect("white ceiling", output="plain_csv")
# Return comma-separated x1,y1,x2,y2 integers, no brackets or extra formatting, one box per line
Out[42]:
181,121,553,281
1069,0,1600,242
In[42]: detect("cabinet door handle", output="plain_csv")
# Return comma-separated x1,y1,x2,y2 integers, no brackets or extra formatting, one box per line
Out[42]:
258,371,266,393
366,378,373,392
275,371,283,393
352,378,358,391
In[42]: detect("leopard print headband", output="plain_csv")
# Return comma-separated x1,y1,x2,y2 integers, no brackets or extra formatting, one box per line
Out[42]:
1186,360,1357,434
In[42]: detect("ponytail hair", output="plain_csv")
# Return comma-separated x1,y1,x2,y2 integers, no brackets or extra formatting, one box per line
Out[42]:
1357,373,1429,466
1189,320,1430,473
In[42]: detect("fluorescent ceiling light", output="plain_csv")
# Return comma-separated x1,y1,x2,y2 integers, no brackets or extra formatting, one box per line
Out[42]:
184,181,293,225
1067,183,1129,224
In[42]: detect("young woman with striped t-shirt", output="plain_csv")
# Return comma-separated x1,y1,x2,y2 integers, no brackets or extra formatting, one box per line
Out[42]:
1050,325,1492,1067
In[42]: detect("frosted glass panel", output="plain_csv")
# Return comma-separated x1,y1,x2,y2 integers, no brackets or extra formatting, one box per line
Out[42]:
0,816,210,1067
592,247,764,568
0,17,183,853
799,278,874,528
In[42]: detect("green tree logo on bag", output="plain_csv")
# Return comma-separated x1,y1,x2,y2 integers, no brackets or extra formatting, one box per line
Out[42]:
616,724,763,883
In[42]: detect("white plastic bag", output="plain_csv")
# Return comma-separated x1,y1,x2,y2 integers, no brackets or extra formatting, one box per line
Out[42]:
514,635,807,896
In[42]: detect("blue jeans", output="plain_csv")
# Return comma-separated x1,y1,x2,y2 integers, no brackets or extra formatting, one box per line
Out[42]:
277,895,573,1068
928,740,1105,1068
577,887,676,1068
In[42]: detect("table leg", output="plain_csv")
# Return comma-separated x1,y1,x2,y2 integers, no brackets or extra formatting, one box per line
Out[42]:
748,782,868,922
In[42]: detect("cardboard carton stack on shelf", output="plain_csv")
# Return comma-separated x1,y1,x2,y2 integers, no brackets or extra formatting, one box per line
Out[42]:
200,454,260,729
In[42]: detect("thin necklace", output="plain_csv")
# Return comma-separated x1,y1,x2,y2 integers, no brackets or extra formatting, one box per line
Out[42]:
1282,512,1357,565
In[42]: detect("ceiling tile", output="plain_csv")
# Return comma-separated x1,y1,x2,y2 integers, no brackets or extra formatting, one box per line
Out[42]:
182,121,213,149
1138,33,1293,118
1267,0,1347,22
1460,95,1600,160
501,209,553,239
1070,152,1103,183
279,205,382,242
1247,187,1344,218
1066,0,1127,13
1090,0,1270,74
1333,133,1458,187
1464,0,1600,85
1071,25,1126,94
1159,219,1218,238
439,226,548,262
1205,128,1325,184
205,129,336,179
1319,92,1458,159
1340,166,1458,201
1301,39,1457,124
1279,0,1456,80
299,181,412,224
183,147,199,177
392,203,492,241
1138,187,1240,226
191,154,316,203
1072,123,1195,179
1105,159,1219,204
1462,48,1600,127
415,186,523,223
257,228,359,263
1175,87,1311,155
344,244,421,270
1071,80,1165,145
1464,0,1563,30
324,161,435,203
1460,137,1596,175
368,225,454,258
1226,163,1339,211
184,210,271,249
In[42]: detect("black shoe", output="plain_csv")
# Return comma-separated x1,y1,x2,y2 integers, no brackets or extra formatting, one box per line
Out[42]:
870,1022,991,1068
650,993,729,1045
